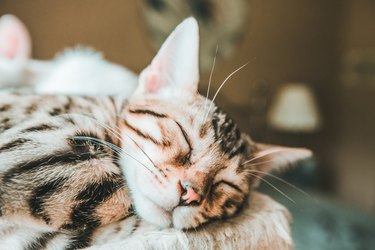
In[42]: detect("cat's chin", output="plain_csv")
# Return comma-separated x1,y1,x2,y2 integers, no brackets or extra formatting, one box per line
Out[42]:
121,156,180,228
133,194,202,230
132,192,172,228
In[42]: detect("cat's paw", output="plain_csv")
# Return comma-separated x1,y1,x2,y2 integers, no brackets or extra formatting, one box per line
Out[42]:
172,206,203,229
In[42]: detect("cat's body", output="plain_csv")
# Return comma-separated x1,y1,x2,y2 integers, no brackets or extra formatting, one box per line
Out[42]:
0,93,134,249
0,17,310,249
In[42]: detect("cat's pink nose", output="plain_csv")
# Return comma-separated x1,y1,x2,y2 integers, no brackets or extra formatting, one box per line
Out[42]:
179,181,201,205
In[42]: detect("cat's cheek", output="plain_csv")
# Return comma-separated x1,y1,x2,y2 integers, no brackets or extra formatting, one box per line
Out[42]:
121,148,154,191
136,172,159,202
172,206,205,229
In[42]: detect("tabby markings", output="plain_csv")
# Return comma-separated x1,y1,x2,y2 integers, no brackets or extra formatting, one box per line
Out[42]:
215,180,243,194
24,104,38,115
175,121,192,165
129,109,167,118
28,177,68,224
211,107,245,158
129,217,140,235
2,150,97,182
123,120,169,146
26,232,58,250
49,107,63,116
0,138,31,151
0,117,11,132
0,104,11,112
22,124,58,133
63,175,124,249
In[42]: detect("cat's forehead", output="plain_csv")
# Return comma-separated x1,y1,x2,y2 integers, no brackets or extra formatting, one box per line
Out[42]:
126,94,210,117
125,94,247,158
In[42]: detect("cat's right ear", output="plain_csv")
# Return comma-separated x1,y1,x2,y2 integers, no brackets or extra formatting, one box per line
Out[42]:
0,14,31,61
136,17,200,95
242,135,312,187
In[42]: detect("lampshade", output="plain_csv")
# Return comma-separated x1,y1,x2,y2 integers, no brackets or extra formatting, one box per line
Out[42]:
267,83,321,132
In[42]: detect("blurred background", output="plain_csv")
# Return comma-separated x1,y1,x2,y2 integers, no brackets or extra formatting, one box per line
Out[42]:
1,0,374,249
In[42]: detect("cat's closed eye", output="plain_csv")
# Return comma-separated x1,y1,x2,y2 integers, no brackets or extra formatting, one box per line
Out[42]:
214,180,244,194
175,151,191,165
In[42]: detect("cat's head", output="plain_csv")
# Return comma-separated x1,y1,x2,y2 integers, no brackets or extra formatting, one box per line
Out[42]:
120,17,312,229
0,14,137,95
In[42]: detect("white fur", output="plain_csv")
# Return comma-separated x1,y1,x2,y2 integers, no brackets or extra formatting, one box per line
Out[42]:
125,114,165,143
0,14,138,97
0,58,27,88
0,50,138,96
120,131,180,228
0,216,54,250
34,49,138,96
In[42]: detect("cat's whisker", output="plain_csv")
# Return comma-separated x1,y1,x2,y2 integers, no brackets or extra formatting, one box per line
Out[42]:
69,136,156,176
114,116,165,177
201,45,218,124
247,172,295,204
69,135,123,154
203,62,248,123
80,112,163,176
69,136,121,158
75,136,166,182
95,151,128,167
105,152,134,165
59,113,122,140
60,113,165,177
116,129,164,177
241,148,287,166
246,169,315,201
243,160,275,166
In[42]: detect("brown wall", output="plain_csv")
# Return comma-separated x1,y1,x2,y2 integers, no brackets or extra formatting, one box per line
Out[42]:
0,0,153,71
0,0,342,104
334,0,375,213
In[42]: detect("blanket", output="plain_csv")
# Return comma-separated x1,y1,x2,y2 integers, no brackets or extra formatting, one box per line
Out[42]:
89,192,293,250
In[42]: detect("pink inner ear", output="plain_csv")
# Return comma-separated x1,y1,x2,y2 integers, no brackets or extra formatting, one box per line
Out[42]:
0,15,31,60
0,32,20,59
145,73,167,93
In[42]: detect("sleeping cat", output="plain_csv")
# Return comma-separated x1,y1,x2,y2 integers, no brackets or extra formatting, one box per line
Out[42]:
0,17,310,249
0,14,138,96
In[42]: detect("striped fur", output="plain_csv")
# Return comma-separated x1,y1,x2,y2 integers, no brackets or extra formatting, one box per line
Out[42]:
0,17,310,249
0,91,255,248
0,93,133,249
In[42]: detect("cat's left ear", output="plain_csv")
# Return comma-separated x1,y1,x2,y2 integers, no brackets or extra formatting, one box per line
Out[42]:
243,136,312,187
0,14,31,61
137,17,199,95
